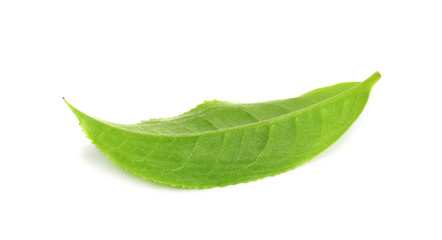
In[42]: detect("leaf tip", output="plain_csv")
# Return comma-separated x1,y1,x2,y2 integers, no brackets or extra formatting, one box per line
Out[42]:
63,97,72,108
64,98,88,121
363,71,381,88
63,97,70,106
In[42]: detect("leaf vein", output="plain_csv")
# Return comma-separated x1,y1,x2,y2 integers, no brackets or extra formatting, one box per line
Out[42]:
171,137,199,172
200,116,220,130
205,132,226,175
245,124,272,169
239,108,260,122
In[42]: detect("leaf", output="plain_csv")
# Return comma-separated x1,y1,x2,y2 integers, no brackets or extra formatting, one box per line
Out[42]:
66,72,380,188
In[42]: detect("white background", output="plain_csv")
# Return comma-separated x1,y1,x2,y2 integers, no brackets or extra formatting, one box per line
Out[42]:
1,1,441,239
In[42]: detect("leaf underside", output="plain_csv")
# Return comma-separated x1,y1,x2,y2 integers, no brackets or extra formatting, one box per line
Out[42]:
66,72,380,188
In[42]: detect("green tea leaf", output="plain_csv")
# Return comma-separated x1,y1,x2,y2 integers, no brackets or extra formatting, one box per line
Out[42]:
66,72,380,188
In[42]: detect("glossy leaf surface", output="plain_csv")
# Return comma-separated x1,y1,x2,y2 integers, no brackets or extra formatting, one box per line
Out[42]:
66,72,380,188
